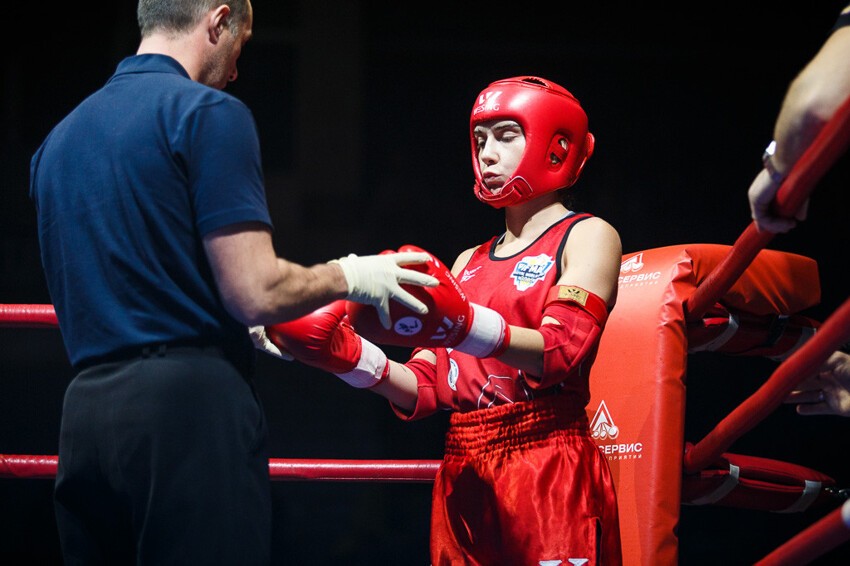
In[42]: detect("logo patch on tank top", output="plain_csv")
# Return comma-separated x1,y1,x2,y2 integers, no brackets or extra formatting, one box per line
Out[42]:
447,358,459,391
510,253,554,291
460,266,483,282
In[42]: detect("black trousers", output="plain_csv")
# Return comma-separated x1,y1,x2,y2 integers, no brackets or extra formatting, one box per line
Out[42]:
54,346,271,565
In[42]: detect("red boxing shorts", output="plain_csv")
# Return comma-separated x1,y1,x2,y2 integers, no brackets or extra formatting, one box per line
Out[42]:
430,395,623,565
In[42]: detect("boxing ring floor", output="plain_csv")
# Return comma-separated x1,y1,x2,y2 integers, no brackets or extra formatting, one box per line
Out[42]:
3,94,850,566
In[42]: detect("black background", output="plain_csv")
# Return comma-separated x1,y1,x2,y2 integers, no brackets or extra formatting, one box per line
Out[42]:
2,1,849,564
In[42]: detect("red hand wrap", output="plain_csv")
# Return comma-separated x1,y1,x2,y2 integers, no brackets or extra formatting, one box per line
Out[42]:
347,245,507,357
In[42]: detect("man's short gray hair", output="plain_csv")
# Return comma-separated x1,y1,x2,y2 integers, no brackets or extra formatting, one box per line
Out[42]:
138,0,250,38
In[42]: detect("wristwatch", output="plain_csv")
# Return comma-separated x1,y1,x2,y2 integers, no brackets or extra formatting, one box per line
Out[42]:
762,140,786,183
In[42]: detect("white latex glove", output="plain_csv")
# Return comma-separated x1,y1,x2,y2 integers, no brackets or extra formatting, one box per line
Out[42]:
249,326,293,361
331,252,438,329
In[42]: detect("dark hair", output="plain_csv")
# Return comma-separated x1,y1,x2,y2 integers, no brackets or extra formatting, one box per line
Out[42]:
557,187,577,209
138,0,250,37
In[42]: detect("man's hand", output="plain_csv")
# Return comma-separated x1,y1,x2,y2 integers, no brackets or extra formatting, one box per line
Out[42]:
332,252,439,329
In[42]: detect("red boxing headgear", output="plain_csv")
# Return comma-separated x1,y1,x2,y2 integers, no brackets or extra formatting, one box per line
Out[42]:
470,76,595,208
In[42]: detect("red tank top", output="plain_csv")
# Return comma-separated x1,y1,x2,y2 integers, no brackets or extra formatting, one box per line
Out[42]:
424,212,594,415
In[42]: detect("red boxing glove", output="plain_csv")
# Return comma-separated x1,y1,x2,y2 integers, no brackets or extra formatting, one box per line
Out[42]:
265,301,388,389
347,245,510,358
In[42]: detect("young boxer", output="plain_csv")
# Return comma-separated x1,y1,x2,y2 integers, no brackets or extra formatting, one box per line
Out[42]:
264,76,623,565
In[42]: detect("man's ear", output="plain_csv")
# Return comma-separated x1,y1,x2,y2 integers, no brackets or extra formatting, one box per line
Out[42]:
208,5,231,43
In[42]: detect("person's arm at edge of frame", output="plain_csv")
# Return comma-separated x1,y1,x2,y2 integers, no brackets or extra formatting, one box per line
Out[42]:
748,4,850,233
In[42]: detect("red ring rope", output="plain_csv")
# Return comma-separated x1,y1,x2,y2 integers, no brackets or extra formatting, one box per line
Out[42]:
0,454,440,483
754,499,850,565
0,303,58,328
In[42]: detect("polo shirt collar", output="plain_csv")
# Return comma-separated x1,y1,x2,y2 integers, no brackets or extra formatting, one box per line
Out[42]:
114,54,191,80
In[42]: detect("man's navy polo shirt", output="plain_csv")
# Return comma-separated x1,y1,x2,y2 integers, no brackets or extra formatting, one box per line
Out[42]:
30,54,273,368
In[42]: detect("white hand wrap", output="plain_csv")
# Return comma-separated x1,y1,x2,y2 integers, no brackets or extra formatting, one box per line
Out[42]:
248,326,293,361
454,303,509,358
335,337,389,389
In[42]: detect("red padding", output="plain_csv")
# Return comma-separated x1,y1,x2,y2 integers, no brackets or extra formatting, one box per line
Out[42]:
590,243,822,565
688,304,820,360
681,445,838,513
684,297,850,474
